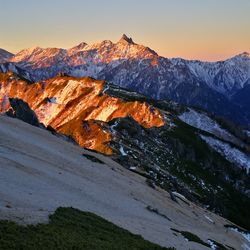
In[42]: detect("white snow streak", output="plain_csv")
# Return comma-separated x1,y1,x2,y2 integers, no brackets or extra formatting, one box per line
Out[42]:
200,135,250,172
179,109,237,143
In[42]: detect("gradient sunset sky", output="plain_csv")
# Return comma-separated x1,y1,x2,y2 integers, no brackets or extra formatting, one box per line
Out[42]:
1,0,249,61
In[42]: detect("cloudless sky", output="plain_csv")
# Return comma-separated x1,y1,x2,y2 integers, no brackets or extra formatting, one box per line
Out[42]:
0,0,249,61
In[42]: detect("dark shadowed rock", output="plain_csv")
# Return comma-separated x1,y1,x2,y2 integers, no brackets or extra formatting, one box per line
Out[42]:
6,98,40,127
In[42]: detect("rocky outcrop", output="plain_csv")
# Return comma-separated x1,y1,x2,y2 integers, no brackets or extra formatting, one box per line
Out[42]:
6,98,40,127
0,72,164,154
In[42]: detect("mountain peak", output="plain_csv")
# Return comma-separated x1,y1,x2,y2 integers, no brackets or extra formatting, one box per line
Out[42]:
233,52,250,60
118,34,135,44
15,46,41,56
74,42,88,48
26,46,41,53
239,51,249,58
67,42,88,55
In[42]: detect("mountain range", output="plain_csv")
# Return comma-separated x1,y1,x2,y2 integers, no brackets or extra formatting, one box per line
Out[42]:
1,68,250,234
1,34,250,127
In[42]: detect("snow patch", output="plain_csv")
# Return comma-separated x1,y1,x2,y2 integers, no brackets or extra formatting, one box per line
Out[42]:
179,109,237,143
244,130,250,138
49,97,57,104
205,215,214,224
102,84,110,94
172,192,188,203
110,121,119,133
200,135,250,172
229,227,250,249
119,145,127,156
207,239,217,250
129,166,136,170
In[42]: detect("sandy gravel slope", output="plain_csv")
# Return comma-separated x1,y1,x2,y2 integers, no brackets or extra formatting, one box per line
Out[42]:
0,115,247,250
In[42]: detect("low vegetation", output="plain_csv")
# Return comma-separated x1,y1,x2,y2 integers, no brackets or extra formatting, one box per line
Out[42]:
163,118,250,230
0,207,175,250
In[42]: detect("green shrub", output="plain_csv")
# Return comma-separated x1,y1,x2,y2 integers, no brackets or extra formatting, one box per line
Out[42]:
0,207,175,250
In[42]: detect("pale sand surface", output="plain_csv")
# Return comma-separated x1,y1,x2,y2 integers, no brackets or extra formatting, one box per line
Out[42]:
0,115,247,249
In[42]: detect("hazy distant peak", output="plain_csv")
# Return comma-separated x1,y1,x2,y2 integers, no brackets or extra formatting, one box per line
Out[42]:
118,34,135,44
230,52,250,61
67,42,88,55
237,51,249,58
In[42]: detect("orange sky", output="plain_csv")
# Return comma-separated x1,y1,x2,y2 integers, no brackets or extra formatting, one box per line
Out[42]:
0,0,249,61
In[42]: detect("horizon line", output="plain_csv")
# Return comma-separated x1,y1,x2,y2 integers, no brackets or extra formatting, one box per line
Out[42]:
2,34,249,63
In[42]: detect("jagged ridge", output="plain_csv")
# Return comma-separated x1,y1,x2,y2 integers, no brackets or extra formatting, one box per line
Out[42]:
0,72,164,154
3,35,250,127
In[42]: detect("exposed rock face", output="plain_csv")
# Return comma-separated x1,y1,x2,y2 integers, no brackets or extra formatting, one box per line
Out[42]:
0,48,13,63
0,72,164,154
6,98,40,127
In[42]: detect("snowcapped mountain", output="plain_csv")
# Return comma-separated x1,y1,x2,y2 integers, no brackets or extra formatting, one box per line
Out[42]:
12,46,68,68
3,35,250,127
10,34,157,74
0,48,13,63
179,52,250,96
0,62,33,82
